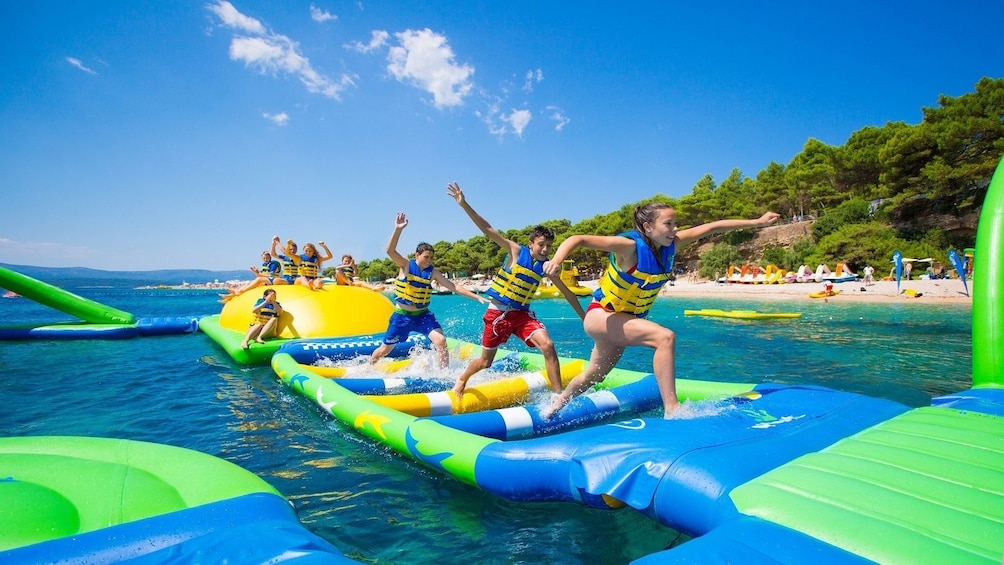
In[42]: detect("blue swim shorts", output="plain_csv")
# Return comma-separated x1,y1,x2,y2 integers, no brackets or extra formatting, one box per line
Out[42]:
382,308,441,345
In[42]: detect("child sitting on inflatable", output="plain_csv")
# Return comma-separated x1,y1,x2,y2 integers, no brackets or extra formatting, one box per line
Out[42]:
334,254,383,291
240,289,283,349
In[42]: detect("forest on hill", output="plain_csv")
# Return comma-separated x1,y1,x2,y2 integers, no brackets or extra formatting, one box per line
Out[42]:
336,77,1003,283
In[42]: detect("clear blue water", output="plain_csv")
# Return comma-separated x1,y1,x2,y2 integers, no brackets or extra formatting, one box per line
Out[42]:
0,287,973,563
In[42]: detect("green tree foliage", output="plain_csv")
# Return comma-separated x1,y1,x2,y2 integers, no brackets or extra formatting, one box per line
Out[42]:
761,246,802,271
698,243,742,279
806,222,898,271
920,77,1004,206
351,78,1002,276
358,258,398,282
755,161,790,216
810,198,872,240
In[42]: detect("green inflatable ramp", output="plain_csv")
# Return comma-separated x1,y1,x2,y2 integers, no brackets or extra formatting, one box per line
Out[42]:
0,266,134,325
730,406,1004,563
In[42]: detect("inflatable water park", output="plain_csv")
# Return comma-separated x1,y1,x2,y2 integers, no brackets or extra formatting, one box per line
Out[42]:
2,158,1003,562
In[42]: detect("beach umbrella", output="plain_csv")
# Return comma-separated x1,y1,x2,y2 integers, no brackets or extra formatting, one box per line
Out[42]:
948,248,969,297
893,251,903,294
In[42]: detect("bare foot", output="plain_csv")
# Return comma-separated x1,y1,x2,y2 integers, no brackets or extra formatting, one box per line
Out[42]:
541,393,567,419
240,342,249,350
663,402,681,419
255,339,266,344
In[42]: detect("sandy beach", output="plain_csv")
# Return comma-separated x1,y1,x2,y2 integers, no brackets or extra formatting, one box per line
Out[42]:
653,277,974,304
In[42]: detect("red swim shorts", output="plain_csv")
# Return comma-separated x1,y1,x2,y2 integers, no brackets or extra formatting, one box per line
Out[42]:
481,308,546,349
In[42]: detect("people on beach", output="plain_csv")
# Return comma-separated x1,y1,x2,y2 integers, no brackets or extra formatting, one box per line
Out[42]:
446,182,586,403
863,265,875,286
271,237,300,285
240,288,283,349
369,212,489,369
541,203,780,418
221,250,288,302
334,254,383,291
295,242,333,290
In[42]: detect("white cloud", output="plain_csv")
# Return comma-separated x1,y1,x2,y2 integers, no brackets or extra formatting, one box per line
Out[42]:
474,99,506,137
346,29,388,53
263,111,289,126
546,105,569,131
310,4,337,23
523,68,543,92
206,0,265,34
386,28,474,109
65,57,96,75
504,109,531,137
207,0,355,100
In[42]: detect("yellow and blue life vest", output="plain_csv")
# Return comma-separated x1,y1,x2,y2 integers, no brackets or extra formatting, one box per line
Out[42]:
485,246,544,310
394,259,434,309
277,255,298,278
262,259,281,277
336,264,356,285
298,253,319,278
253,298,280,324
593,231,675,317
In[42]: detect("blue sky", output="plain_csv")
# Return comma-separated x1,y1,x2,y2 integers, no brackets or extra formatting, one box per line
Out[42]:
3,1,1002,271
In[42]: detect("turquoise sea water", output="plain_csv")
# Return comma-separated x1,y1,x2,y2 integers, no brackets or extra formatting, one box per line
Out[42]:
0,286,973,563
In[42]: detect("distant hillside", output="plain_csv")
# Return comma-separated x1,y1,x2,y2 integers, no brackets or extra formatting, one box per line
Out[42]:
0,263,248,288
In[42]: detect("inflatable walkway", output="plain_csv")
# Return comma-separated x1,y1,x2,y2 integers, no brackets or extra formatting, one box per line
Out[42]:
0,266,197,339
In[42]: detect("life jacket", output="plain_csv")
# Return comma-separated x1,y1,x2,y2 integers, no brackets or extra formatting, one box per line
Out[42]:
336,264,356,285
394,259,434,309
253,299,280,324
593,231,675,317
485,245,544,309
262,260,281,277
277,255,298,278
298,253,319,278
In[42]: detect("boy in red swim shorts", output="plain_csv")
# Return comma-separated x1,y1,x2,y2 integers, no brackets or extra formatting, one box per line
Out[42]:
447,182,585,403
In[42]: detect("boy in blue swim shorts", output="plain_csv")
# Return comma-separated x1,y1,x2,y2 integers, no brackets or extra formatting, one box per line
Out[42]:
369,212,488,369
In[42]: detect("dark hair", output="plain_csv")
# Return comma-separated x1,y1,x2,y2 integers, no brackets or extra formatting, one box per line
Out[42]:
415,242,434,255
632,202,673,270
529,225,555,243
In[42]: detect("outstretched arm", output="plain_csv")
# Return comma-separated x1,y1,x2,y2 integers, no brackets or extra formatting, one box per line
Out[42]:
385,213,411,270
675,212,781,247
433,270,489,304
270,236,284,258
316,241,333,262
543,234,636,276
447,182,521,258
548,275,587,319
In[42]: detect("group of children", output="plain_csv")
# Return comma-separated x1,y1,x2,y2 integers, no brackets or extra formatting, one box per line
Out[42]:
232,237,383,349
237,183,780,419
368,182,778,419
225,236,386,303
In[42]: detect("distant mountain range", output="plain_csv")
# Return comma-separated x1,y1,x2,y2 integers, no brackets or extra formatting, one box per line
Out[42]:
1,263,249,288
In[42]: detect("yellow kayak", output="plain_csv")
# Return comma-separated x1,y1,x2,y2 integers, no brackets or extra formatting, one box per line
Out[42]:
808,290,841,299
684,309,802,320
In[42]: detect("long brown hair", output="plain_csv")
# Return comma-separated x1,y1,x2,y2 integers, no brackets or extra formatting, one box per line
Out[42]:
632,202,672,270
